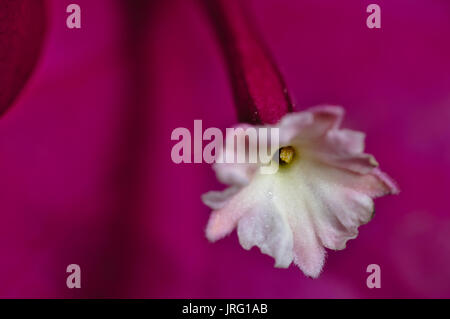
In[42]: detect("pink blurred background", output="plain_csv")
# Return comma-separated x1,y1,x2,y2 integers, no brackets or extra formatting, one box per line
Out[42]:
0,0,449,298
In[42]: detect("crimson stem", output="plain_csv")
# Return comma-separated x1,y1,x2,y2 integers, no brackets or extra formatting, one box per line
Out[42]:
204,0,293,124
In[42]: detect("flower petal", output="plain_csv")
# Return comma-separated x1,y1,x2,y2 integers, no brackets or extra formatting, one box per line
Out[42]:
213,123,261,186
290,159,392,251
304,128,381,175
213,162,258,186
277,112,314,145
322,129,366,155
307,105,344,130
237,201,294,268
292,229,326,278
273,166,328,277
205,184,259,242
202,186,241,210
279,105,344,145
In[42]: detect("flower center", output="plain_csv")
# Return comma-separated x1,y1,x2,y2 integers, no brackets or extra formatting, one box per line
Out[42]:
279,146,295,165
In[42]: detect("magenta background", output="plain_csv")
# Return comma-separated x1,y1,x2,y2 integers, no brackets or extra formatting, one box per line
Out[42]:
0,0,449,298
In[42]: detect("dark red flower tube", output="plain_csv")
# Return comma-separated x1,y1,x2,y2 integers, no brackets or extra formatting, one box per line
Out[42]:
0,0,47,116
203,0,293,124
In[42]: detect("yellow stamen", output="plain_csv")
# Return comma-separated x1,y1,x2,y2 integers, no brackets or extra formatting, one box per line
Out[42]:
279,146,295,164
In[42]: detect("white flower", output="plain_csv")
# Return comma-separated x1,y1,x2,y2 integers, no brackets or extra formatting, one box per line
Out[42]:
202,105,399,278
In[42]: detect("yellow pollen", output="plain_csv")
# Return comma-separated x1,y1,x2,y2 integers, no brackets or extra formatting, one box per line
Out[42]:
279,146,295,164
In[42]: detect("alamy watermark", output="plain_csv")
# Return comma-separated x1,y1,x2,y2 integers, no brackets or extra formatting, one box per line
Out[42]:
171,120,281,174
